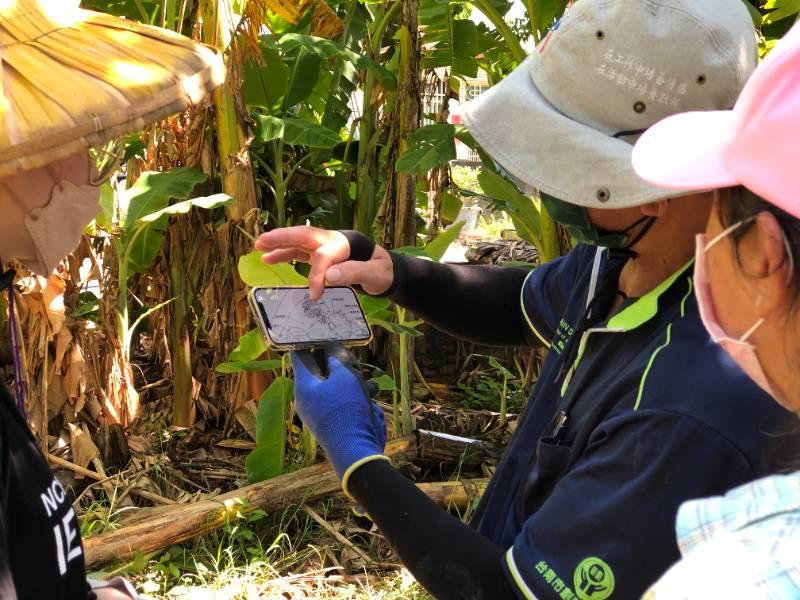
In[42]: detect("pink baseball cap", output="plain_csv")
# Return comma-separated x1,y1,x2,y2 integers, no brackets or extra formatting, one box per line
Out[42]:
632,23,800,218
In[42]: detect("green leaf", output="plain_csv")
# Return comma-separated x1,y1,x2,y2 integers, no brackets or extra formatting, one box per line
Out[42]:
216,359,282,374
392,246,429,258
527,0,569,39
282,118,340,148
488,356,514,379
742,0,763,26
238,252,308,286
137,194,233,223
478,169,541,243
253,115,339,148
396,124,457,175
253,114,285,143
359,294,391,317
319,4,370,139
283,47,322,109
420,1,481,78
370,318,424,336
762,0,800,24
371,374,397,392
123,182,227,273
96,182,114,231
244,44,289,112
279,33,395,89
425,222,464,262
440,191,463,223
119,168,207,232
227,329,267,363
245,377,293,482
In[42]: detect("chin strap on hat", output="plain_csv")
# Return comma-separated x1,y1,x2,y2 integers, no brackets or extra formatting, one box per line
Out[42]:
605,214,657,260
0,269,26,418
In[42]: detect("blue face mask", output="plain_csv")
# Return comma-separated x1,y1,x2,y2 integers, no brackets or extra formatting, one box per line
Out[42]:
540,192,656,254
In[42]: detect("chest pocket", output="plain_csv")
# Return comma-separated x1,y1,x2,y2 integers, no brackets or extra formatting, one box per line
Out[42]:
516,435,572,520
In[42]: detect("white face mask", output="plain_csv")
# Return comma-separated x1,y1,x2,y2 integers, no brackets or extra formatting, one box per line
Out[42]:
694,219,794,407
0,154,101,276
20,181,101,276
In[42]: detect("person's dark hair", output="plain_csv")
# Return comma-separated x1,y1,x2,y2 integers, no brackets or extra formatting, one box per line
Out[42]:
716,185,800,306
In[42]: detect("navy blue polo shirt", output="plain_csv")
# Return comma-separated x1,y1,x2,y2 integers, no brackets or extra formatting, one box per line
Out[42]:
471,244,796,600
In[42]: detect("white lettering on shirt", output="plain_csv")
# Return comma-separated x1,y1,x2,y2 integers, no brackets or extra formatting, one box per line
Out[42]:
40,479,67,517
53,508,82,575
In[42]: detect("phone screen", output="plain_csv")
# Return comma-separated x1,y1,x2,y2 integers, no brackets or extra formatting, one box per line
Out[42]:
252,286,371,346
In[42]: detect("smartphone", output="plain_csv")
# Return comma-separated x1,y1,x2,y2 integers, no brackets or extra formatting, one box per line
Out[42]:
248,285,372,350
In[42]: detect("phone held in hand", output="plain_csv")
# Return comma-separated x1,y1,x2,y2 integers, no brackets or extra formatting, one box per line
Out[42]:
247,286,372,351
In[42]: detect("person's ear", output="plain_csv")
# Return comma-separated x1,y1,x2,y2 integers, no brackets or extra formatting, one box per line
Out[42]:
640,199,669,218
750,211,792,318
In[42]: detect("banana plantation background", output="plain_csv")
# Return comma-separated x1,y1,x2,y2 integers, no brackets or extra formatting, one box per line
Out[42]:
7,0,797,597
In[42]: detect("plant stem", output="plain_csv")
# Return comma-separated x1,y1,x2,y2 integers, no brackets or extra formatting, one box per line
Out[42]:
372,1,402,54
117,242,129,351
272,139,286,227
396,307,414,435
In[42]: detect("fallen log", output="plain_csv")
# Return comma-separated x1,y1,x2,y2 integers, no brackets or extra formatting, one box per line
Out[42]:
83,432,497,568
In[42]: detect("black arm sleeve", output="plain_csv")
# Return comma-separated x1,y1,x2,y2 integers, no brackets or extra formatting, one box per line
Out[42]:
339,229,536,347
348,460,517,600
385,253,534,347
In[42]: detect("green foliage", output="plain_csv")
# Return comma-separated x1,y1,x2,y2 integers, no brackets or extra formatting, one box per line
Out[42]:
246,376,294,483
244,45,290,112
762,0,800,25
216,329,282,374
118,169,232,274
425,221,465,261
396,124,460,175
450,165,483,194
457,355,524,413
237,253,308,287
320,3,370,137
81,0,159,23
254,115,340,148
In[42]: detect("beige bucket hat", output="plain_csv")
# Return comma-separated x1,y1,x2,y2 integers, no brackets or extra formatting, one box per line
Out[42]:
462,0,758,209
0,0,225,177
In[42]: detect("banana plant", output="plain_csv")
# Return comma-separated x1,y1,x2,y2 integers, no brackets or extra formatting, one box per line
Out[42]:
396,0,569,264
96,168,232,425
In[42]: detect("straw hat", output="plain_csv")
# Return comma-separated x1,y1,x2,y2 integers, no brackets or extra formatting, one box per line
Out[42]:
0,0,225,177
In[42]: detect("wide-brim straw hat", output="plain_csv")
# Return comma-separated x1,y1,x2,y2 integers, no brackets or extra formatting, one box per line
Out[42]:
0,0,225,178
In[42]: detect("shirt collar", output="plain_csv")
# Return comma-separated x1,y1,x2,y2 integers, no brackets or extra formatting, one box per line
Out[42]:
595,254,694,333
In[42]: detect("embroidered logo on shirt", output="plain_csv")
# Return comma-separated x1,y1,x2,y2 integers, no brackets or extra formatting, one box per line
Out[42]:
574,557,615,600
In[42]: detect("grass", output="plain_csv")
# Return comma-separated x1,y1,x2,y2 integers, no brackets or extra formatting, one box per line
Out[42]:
81,495,433,599
472,212,515,240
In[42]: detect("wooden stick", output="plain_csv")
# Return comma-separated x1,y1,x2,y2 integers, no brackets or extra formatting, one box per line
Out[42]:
83,433,494,569
49,454,105,480
301,505,373,565
129,488,176,506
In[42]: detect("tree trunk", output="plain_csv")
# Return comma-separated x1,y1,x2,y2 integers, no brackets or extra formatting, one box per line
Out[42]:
168,221,195,427
83,431,497,568
383,0,420,435
201,0,271,418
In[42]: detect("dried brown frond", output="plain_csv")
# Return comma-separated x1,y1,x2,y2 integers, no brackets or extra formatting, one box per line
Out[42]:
303,0,344,40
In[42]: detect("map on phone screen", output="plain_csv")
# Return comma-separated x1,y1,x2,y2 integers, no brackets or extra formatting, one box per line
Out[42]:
255,287,370,345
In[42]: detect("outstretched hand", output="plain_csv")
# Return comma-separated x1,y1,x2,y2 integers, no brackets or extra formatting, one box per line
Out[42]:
255,226,394,300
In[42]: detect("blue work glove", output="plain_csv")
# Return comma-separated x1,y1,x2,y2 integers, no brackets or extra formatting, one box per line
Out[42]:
290,344,390,498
